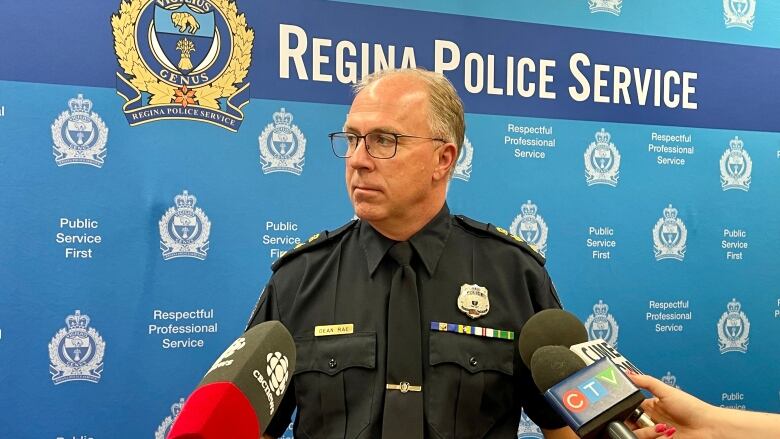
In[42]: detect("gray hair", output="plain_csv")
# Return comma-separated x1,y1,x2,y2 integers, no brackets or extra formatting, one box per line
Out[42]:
353,68,465,176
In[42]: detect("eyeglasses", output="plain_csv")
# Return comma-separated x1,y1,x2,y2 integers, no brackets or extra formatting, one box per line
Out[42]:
328,131,446,159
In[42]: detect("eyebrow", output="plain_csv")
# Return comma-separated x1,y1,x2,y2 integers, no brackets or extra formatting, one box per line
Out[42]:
342,125,401,134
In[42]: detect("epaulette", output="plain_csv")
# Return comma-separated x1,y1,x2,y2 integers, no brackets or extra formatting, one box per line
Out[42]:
454,215,546,266
271,220,358,272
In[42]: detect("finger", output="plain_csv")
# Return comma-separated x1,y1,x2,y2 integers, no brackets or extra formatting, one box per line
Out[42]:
628,373,672,398
632,426,665,439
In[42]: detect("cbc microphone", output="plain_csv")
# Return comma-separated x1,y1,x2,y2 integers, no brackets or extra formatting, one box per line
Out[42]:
168,320,296,439
530,345,643,439
518,309,654,429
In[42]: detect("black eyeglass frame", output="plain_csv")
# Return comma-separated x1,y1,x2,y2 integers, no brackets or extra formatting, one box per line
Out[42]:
328,131,447,159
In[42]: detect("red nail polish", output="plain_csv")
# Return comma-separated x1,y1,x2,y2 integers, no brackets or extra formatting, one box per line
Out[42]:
655,423,668,433
664,427,676,437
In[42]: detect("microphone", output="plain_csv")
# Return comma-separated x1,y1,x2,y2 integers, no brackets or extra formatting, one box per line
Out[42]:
168,320,296,439
518,309,654,429
569,339,653,428
518,308,589,368
530,345,643,439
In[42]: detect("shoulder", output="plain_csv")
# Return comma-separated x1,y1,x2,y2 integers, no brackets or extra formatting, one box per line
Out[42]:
452,214,546,266
271,219,359,272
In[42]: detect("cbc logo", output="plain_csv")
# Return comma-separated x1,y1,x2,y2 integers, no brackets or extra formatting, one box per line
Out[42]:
266,352,289,396
562,366,621,413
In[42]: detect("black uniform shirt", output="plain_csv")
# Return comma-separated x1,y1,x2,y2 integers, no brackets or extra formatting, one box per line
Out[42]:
248,204,566,439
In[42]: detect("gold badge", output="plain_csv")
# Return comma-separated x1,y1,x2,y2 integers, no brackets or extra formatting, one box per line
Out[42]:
457,284,490,319
314,323,354,337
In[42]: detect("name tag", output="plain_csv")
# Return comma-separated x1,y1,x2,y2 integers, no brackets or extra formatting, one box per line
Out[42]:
314,323,354,337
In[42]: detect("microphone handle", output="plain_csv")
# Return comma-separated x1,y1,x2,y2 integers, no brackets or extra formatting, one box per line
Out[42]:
605,421,638,439
627,407,656,429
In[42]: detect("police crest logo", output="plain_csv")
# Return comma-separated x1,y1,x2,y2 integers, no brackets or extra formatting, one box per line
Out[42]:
652,204,687,261
51,94,109,167
258,108,307,175
510,200,548,258
453,136,473,182
661,371,680,389
589,0,622,15
717,298,750,354
266,352,289,396
723,0,756,30
48,310,106,384
155,397,185,439
112,0,254,131
584,128,620,187
457,284,490,319
584,299,620,347
720,136,752,191
517,411,544,439
159,190,211,260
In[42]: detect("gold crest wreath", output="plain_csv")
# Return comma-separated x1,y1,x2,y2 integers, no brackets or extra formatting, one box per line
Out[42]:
112,0,254,109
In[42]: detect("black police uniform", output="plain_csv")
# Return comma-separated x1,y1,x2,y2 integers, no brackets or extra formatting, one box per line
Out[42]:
247,204,566,438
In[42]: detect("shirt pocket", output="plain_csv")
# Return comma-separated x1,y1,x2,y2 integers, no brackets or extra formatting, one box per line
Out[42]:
293,332,377,439
427,331,515,439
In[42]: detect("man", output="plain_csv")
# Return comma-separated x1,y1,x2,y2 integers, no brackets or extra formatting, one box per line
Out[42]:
248,68,578,439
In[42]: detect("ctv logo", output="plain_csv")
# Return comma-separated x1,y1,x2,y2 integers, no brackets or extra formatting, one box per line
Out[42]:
562,366,620,413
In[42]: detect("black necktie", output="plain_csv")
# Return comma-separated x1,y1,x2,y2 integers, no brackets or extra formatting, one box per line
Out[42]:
382,241,424,438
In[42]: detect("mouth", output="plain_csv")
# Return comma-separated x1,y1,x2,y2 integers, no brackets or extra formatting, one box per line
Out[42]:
352,185,382,199
353,183,381,192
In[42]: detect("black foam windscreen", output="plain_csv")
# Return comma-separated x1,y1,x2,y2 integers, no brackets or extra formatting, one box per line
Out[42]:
200,321,296,431
518,309,589,368
530,345,587,392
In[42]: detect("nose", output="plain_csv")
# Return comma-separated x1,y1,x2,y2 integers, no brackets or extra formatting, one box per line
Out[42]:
347,137,374,170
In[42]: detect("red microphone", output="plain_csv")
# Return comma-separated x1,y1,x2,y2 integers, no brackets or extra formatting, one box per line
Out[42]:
168,321,296,438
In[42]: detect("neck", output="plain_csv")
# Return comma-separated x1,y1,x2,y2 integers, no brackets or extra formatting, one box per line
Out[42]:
368,198,445,241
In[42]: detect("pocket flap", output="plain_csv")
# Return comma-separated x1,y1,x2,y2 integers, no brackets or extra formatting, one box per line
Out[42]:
429,331,514,375
295,332,376,376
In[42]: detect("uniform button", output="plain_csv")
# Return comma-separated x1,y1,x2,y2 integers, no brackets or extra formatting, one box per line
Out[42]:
328,358,337,369
469,356,478,367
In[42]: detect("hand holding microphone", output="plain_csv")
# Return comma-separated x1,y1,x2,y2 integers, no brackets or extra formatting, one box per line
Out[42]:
518,309,668,439
628,373,780,439
168,320,296,439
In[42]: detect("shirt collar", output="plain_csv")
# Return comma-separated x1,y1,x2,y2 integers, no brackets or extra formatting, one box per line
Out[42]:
359,203,452,277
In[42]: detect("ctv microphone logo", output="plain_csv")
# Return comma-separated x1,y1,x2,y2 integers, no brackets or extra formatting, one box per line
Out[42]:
562,365,621,413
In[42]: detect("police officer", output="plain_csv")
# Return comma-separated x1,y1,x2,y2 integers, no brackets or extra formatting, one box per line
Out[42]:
249,68,578,439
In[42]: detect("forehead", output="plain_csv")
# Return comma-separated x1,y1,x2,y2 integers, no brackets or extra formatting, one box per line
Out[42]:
345,75,429,130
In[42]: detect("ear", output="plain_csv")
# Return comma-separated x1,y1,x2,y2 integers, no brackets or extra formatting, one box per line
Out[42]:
433,142,458,181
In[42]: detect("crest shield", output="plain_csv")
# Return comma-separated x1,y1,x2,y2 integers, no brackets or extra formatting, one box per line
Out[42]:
153,5,215,74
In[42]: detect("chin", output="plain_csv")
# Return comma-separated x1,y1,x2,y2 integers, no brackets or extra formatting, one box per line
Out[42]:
353,204,386,223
